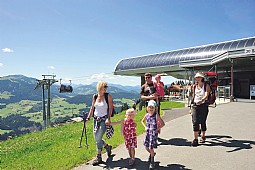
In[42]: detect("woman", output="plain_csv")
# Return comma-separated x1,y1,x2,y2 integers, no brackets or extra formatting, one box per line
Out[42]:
86,80,113,165
190,72,210,147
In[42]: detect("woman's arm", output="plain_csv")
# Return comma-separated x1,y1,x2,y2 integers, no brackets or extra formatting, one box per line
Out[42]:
86,95,96,121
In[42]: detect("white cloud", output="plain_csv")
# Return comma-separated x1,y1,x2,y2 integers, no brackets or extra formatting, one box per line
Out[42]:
47,66,55,70
2,48,14,53
89,73,114,80
0,63,3,67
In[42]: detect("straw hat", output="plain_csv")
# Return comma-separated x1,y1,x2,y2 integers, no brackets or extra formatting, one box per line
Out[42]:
194,72,205,78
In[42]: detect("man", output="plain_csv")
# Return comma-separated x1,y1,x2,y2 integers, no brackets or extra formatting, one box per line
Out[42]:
140,73,159,113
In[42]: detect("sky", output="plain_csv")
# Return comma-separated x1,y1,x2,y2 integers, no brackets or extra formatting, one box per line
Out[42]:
0,0,255,86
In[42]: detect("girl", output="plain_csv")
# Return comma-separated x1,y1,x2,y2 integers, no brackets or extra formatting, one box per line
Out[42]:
141,100,165,170
112,108,137,166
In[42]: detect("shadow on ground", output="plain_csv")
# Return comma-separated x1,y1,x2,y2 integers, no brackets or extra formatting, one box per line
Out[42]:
203,135,255,152
158,137,191,146
94,154,191,170
158,135,255,152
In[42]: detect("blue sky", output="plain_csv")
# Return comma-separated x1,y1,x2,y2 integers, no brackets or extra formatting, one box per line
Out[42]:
1,0,254,86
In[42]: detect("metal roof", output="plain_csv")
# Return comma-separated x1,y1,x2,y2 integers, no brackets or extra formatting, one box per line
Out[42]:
114,37,255,76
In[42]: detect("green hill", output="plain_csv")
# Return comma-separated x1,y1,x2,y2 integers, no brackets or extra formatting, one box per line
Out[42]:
1,101,185,170
0,75,140,141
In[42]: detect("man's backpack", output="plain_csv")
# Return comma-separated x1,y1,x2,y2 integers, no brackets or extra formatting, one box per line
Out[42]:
193,82,216,106
93,93,116,117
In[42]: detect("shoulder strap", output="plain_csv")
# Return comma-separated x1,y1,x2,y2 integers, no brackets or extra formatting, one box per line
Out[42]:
104,93,109,105
104,93,110,117
94,94,98,101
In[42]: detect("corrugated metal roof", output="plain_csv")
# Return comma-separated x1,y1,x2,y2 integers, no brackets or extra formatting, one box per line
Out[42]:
114,37,255,75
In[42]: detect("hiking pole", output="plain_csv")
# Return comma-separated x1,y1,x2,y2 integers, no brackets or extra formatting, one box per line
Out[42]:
78,111,89,148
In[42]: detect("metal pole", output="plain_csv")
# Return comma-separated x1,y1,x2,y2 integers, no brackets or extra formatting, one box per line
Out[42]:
230,63,234,102
42,83,46,129
47,79,51,127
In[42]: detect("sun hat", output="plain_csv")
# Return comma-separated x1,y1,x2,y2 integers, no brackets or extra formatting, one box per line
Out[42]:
194,72,205,78
126,108,136,115
147,100,156,107
155,74,161,79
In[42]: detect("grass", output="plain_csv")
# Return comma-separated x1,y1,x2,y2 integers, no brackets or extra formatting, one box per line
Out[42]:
1,101,184,170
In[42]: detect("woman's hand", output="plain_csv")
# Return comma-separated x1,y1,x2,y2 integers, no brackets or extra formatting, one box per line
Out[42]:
196,100,203,105
105,118,111,126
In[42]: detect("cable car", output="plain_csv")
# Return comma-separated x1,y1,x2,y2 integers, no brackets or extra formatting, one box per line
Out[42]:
58,79,73,93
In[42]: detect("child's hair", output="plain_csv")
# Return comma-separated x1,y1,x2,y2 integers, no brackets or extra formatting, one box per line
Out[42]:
126,108,136,115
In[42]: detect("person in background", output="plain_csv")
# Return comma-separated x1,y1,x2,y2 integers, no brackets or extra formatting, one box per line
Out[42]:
111,108,137,166
186,82,193,106
190,72,210,147
154,74,165,100
86,80,113,166
141,100,165,170
154,74,164,115
140,73,158,112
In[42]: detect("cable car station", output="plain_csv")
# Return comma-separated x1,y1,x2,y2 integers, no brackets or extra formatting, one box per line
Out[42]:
114,37,255,100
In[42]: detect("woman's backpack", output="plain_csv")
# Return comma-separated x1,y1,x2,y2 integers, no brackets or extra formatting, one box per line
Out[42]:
192,82,216,106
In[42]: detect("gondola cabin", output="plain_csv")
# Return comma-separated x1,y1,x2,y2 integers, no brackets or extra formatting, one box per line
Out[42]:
58,84,73,93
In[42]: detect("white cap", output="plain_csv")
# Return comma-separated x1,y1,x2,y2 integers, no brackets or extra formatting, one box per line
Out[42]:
148,100,156,107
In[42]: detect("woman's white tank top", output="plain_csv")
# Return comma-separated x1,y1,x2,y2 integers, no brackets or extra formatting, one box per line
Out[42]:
94,99,108,117
194,84,205,104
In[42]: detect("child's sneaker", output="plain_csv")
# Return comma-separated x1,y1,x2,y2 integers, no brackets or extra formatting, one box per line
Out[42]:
128,158,135,166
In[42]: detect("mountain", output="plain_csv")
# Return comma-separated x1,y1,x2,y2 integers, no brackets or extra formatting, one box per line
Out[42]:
0,75,141,105
0,75,65,105
0,74,141,141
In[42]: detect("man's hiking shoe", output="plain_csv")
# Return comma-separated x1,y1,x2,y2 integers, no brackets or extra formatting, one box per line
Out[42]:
104,144,112,156
92,156,102,166
191,139,199,147
149,162,155,169
200,136,206,143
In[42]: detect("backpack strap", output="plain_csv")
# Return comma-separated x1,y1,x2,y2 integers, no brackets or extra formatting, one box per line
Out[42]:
104,93,110,117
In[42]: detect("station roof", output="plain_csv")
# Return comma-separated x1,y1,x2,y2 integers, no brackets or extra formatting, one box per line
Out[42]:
114,37,255,77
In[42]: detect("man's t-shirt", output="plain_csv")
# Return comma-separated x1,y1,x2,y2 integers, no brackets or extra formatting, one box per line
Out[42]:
140,83,157,106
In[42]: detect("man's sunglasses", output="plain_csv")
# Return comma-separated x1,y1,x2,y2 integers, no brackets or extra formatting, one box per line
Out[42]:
145,76,151,79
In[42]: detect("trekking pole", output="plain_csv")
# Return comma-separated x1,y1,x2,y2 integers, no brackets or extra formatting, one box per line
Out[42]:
78,111,89,148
